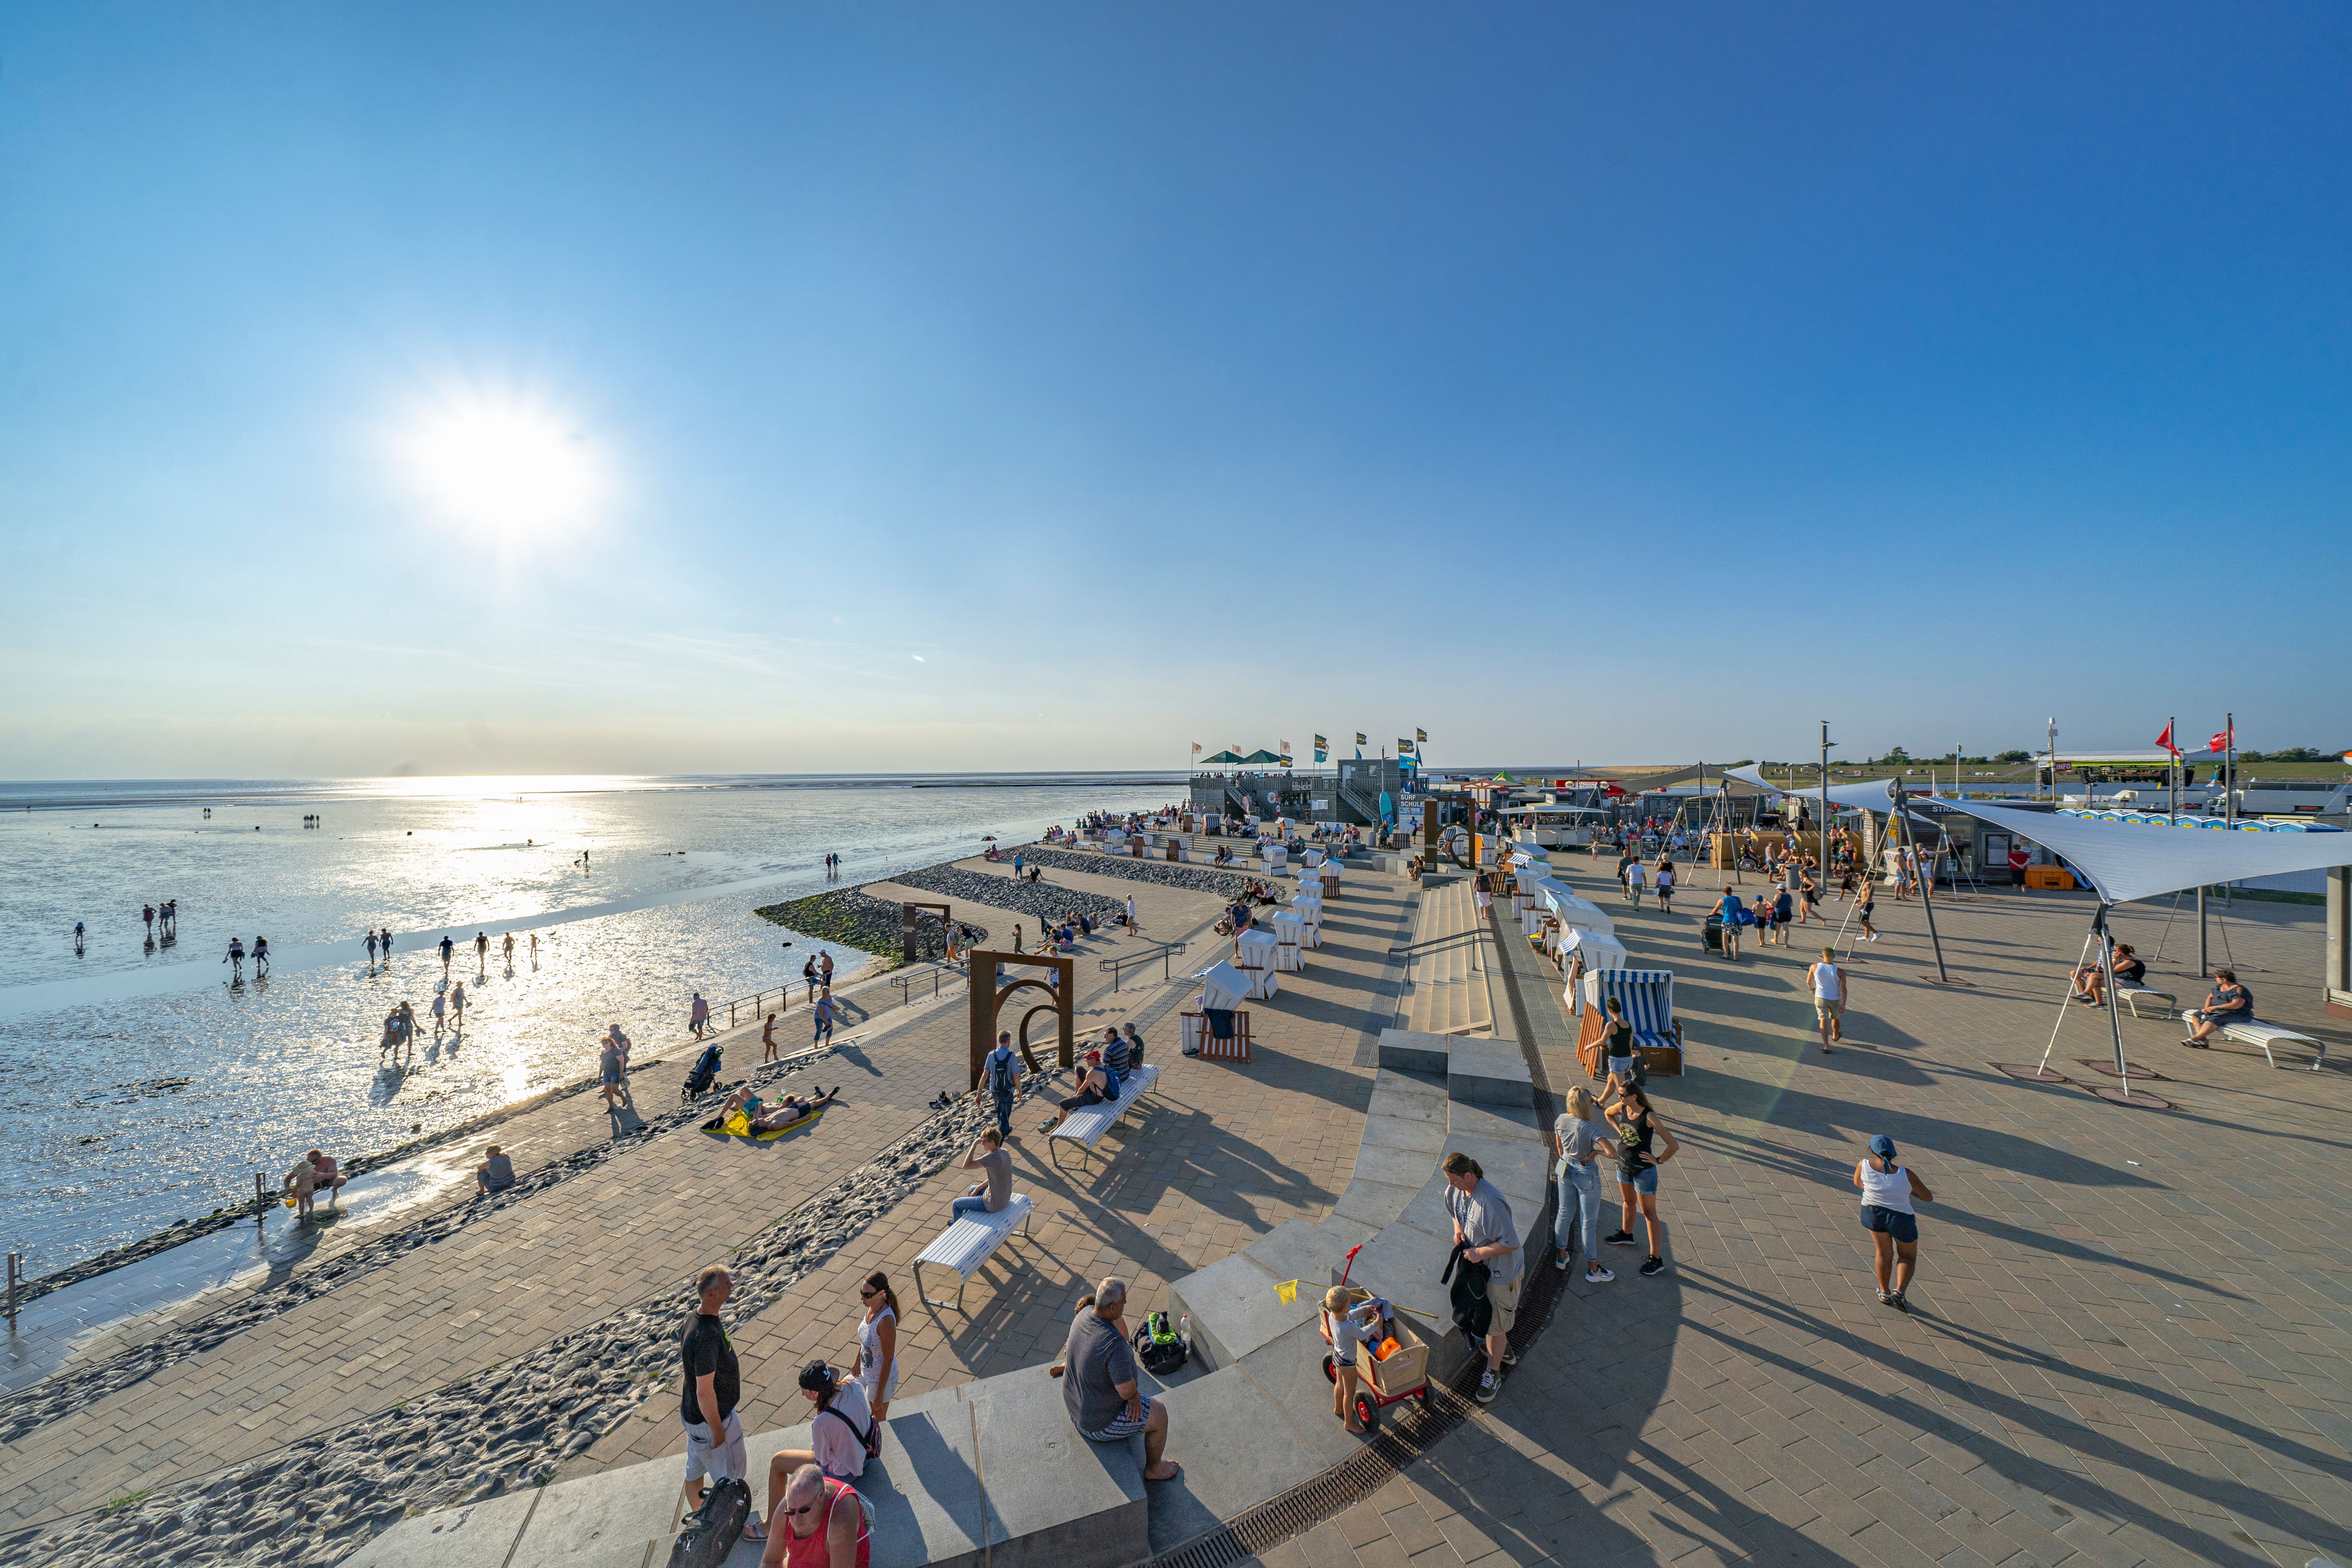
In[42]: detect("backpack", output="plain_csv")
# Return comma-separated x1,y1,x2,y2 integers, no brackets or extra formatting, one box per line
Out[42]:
985,1048,1019,1097
1132,1311,1189,1376
667,1475,750,1568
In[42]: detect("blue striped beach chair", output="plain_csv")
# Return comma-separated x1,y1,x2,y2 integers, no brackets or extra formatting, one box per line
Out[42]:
1578,967,1684,1078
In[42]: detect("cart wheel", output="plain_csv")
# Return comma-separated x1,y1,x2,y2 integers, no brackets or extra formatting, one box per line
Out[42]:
1417,1383,1434,1410
1321,1354,1337,1384
1356,1394,1377,1431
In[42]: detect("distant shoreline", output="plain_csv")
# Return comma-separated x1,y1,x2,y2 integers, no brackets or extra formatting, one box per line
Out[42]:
0,770,1189,812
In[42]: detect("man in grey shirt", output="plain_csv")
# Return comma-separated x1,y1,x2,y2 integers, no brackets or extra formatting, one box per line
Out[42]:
953,1129,1013,1219
1061,1277,1180,1481
1443,1152,1523,1404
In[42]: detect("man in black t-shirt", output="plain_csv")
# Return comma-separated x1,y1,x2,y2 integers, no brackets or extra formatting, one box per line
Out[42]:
681,1266,753,1528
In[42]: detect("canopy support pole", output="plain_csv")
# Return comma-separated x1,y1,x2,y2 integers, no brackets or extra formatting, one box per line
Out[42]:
1894,794,1950,984
2037,927,2101,1075
2097,902,2131,1093
2197,886,2208,978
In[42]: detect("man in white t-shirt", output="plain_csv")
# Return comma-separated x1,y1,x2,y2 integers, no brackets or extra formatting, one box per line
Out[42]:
1807,947,1846,1052
1624,860,1647,904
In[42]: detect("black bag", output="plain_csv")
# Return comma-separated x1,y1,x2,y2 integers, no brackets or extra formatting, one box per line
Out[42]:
824,1401,884,1462
667,1475,750,1568
1441,1243,1492,1341
1132,1311,1189,1376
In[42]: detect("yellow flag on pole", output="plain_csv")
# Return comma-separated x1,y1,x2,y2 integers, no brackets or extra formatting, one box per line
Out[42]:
1274,1279,1301,1305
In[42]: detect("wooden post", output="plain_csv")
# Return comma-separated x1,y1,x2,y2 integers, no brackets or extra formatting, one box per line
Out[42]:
255,1172,268,1233
6,1251,19,1327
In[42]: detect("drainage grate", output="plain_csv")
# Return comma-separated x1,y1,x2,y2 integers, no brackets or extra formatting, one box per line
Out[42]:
1150,911,1572,1568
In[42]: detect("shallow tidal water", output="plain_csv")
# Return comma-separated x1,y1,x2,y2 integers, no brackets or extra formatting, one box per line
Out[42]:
0,773,1174,1274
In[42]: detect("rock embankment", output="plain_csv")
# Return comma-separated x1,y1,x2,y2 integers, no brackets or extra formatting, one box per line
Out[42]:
1015,845,1254,898
7,1062,1063,1568
756,887,982,962
889,862,1126,928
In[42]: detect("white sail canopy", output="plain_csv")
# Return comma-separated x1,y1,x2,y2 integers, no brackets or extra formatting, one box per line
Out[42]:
1927,797,2352,905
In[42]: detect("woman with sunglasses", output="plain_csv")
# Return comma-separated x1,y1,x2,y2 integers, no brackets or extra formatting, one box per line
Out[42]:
852,1272,900,1423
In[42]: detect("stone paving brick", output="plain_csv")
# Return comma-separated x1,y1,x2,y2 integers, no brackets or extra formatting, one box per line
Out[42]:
1292,858,2350,1568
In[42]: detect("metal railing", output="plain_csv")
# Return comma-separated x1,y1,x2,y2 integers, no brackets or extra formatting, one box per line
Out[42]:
716,984,809,1031
1099,939,1189,991
891,960,967,1007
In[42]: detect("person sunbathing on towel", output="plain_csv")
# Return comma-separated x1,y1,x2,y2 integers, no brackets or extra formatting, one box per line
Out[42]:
749,1086,838,1130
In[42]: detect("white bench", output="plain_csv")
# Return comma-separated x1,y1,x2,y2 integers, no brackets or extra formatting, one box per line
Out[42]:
912,1193,1034,1310
2115,982,2179,1020
2203,1018,2328,1072
1047,1063,1162,1172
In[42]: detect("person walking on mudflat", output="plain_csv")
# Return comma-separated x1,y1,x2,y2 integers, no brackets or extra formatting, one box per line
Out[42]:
439,933,455,976
1855,1134,1932,1311
474,930,489,970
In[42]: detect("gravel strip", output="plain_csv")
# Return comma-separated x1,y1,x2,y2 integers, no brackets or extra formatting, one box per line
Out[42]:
888,862,1127,928
756,887,982,963
5,1069,1062,1568
1013,846,1256,898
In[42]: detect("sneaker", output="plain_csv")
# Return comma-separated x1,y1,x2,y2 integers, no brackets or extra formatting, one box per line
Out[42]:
1475,1370,1500,1403
1554,1251,1571,1271
1639,1255,1666,1277
1604,1230,1637,1248
1501,1348,1519,1368
1584,1264,1615,1283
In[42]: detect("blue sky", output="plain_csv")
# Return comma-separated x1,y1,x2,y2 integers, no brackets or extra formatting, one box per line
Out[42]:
2,4,2345,777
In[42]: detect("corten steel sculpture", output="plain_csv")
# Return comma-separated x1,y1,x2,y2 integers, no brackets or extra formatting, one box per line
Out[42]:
966,949,1075,1089
899,900,952,964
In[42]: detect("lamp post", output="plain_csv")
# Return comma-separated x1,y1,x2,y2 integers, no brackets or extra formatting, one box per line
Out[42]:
1819,723,1833,889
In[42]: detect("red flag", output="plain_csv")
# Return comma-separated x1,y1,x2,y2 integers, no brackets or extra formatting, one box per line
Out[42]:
2209,725,2232,753
2154,723,2179,757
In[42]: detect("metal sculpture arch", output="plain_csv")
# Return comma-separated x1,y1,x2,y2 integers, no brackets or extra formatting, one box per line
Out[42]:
967,949,1074,1090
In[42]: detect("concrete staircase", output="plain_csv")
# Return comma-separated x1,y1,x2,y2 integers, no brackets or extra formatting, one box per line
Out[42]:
1393,878,1495,1038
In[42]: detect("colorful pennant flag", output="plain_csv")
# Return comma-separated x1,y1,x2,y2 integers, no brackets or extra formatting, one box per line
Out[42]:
1397,737,1415,755
1355,732,1368,747
1416,727,1428,744
2154,723,2178,757
2209,724,2233,753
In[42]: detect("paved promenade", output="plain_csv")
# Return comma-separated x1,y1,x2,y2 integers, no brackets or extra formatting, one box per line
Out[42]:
1256,856,2352,1568
10,840,2349,1568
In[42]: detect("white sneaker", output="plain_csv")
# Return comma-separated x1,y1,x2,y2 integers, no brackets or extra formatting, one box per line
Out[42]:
1475,1370,1500,1404
1584,1264,1615,1283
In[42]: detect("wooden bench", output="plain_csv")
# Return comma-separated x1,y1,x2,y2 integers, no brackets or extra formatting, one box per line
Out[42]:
1047,1063,1162,1171
912,1193,1035,1310
2114,982,2178,1020
2201,1018,2329,1072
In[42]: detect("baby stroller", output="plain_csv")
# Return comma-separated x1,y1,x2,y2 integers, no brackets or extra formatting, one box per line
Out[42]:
681,1043,723,1101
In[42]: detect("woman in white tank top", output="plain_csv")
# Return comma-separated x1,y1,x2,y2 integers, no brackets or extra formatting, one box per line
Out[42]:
1853,1134,1934,1312
854,1272,899,1419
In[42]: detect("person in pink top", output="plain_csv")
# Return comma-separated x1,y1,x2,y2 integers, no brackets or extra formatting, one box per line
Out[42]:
762,1462,868,1568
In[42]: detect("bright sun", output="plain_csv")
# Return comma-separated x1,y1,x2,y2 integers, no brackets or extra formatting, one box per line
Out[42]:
403,397,604,535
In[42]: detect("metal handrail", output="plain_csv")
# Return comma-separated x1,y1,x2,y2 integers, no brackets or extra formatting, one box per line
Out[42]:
1098,939,1189,991
717,984,807,1031
891,961,966,1007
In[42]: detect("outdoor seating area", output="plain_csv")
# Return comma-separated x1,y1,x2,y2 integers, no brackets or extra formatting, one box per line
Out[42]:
1046,1063,1164,1171
1575,966,1685,1077
912,1192,1036,1309
2210,1017,2328,1071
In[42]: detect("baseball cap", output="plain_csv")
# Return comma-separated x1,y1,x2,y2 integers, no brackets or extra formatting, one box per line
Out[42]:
1868,1134,1897,1159
797,1361,838,1394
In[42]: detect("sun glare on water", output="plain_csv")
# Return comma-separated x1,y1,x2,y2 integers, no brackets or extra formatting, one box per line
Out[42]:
401,395,606,536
